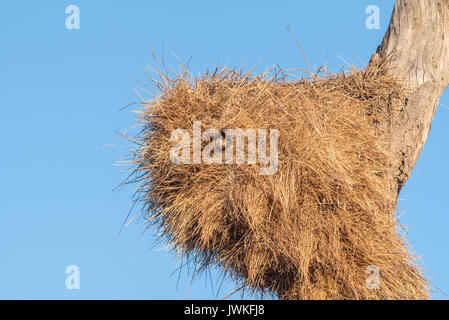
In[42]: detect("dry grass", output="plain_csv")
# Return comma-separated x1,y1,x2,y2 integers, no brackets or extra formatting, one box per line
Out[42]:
126,60,429,300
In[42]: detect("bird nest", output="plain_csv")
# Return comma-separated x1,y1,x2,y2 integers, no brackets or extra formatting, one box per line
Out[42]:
126,61,429,299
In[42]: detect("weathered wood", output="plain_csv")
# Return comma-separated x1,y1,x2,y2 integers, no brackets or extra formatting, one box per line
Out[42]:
372,0,449,194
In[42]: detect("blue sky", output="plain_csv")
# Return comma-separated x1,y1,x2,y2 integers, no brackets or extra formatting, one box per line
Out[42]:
0,1,447,299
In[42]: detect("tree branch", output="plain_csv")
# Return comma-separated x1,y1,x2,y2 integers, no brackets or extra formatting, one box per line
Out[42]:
371,0,449,194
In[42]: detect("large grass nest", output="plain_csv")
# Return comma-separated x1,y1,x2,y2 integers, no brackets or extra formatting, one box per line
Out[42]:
127,61,429,299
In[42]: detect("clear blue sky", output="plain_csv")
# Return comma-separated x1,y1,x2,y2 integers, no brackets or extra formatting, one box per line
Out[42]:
0,1,447,299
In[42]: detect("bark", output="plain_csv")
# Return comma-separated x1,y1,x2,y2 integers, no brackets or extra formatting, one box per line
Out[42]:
371,0,449,194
